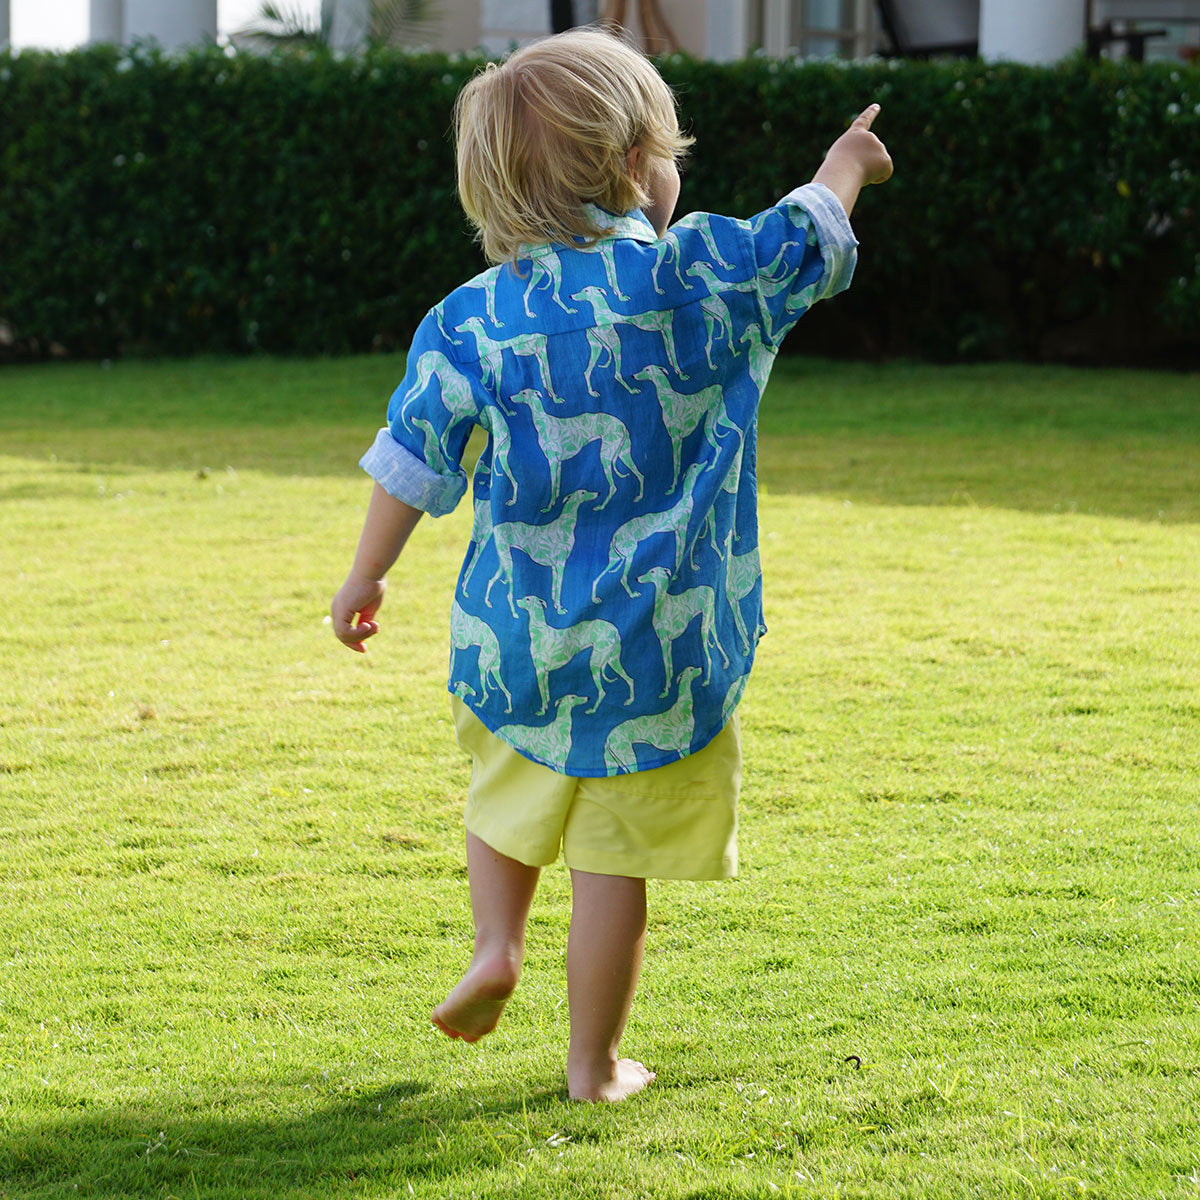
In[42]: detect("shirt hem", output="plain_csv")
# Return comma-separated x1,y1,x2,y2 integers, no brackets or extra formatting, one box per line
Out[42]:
447,671,752,779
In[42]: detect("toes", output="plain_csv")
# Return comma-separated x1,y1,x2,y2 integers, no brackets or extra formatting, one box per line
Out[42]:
431,1014,461,1040
432,1009,493,1043
618,1058,656,1084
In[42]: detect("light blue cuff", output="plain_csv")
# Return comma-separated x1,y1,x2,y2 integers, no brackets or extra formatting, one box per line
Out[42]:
359,427,467,517
777,181,859,299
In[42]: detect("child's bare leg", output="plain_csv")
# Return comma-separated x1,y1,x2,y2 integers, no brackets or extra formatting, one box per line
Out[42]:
565,869,656,1102
432,832,540,1042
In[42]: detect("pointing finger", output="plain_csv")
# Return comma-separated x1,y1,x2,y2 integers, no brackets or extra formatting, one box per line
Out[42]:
852,103,881,130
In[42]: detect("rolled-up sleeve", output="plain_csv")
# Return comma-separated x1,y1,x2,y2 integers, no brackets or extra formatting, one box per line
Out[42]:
359,427,468,517
748,181,859,346
358,309,481,517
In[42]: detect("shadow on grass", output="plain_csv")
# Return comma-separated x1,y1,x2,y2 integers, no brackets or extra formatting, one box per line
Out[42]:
7,426,1196,525
754,432,1200,524
2,1078,581,1198
2,356,1198,523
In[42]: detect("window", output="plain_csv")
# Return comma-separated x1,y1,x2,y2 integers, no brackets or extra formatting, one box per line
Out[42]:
757,0,876,59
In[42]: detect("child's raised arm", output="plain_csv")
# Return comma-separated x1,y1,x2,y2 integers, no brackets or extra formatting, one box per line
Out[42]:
812,103,893,217
331,483,424,653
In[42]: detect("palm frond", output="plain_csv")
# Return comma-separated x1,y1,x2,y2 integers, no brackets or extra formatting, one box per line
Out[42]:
233,1,332,48
369,0,435,47
232,0,436,50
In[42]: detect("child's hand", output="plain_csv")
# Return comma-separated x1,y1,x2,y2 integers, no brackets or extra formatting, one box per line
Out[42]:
331,572,386,653
812,103,893,217
826,104,893,187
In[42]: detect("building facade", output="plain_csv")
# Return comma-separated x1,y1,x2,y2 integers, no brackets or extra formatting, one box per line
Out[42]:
89,0,217,49
68,0,1199,65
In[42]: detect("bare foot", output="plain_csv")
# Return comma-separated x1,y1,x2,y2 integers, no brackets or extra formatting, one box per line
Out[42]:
431,951,519,1043
567,1058,656,1103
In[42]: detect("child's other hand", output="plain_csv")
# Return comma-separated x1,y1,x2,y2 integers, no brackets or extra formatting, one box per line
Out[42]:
331,572,386,653
826,104,893,187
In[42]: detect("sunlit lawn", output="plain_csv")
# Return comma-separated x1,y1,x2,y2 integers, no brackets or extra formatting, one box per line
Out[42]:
1,355,1198,1199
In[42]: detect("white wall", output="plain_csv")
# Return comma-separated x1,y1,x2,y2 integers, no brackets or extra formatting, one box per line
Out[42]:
479,0,549,54
90,0,122,43
706,0,750,60
327,0,369,49
124,0,217,47
85,0,219,48
980,0,1086,63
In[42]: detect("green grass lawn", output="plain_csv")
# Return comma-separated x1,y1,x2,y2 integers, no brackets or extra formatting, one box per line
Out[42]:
1,356,1198,1199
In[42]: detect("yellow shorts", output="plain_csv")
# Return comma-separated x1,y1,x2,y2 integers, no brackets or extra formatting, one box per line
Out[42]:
452,697,740,880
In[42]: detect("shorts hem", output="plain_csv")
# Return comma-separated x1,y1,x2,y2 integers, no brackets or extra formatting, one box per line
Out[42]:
465,812,559,869
563,845,738,882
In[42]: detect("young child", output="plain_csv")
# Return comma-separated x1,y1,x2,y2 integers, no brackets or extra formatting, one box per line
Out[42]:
331,27,891,1102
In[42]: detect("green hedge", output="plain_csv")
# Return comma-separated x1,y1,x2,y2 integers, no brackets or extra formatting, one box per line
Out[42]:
2,43,1198,362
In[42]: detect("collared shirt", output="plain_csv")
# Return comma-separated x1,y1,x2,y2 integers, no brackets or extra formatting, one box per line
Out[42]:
361,182,857,776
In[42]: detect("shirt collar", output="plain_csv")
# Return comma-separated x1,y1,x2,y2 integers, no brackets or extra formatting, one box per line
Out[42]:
521,204,658,259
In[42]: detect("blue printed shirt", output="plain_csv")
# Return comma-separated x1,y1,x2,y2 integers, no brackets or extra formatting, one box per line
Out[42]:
361,182,857,776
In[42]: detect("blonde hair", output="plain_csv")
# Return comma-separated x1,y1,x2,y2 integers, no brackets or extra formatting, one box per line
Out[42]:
454,27,693,265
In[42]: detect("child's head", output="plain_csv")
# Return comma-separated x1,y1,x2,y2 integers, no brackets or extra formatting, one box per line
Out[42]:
454,27,693,264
